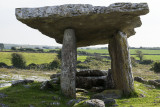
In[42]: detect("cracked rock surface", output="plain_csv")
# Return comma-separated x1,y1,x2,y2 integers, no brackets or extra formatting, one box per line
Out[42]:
16,3,149,47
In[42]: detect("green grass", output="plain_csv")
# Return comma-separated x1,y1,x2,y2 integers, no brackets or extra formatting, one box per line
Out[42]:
77,56,87,62
78,49,160,54
0,82,93,107
0,52,56,66
0,83,71,107
131,55,160,61
1,81,159,107
116,81,160,107
1,49,160,66
78,49,108,54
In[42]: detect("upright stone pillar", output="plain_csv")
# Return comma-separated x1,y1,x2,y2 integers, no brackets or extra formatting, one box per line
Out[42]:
108,31,134,95
61,29,77,98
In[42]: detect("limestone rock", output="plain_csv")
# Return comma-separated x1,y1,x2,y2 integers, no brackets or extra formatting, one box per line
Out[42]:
105,69,115,89
50,69,114,89
29,104,34,107
139,94,146,98
76,88,88,93
144,84,155,89
0,103,9,107
0,83,11,88
91,87,104,92
148,80,160,87
92,90,122,99
76,76,106,89
0,93,7,98
109,31,134,95
84,99,105,107
23,85,31,88
103,98,116,105
12,80,34,86
50,73,61,79
67,99,82,106
53,96,61,100
76,69,114,89
155,80,160,83
50,78,60,84
50,102,60,106
134,77,148,83
61,29,77,98
40,81,53,90
76,70,107,77
15,3,149,47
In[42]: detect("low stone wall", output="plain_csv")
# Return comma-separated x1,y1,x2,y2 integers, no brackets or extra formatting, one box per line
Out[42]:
50,69,115,91
134,77,160,87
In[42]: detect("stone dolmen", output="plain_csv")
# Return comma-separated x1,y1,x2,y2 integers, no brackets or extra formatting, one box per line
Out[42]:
16,3,149,98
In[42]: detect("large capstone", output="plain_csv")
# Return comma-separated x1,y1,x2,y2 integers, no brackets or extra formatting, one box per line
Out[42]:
15,3,149,47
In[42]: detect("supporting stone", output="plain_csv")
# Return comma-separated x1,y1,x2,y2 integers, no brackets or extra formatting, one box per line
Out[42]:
61,29,77,98
108,31,134,95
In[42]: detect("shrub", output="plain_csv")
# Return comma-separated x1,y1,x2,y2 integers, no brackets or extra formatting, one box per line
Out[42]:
38,63,49,70
27,63,37,69
36,49,44,53
77,63,90,69
131,57,137,67
152,62,160,73
57,49,61,60
25,48,35,52
85,56,103,63
136,50,144,61
11,53,26,68
49,58,61,69
85,56,95,62
0,62,8,68
139,60,153,65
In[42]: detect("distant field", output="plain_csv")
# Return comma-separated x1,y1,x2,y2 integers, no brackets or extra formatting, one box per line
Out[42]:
130,49,160,54
78,49,160,54
0,52,56,66
78,49,109,54
1,48,160,66
131,55,160,61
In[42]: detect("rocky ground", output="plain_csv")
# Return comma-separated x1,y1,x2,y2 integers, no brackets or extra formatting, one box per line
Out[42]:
0,66,160,107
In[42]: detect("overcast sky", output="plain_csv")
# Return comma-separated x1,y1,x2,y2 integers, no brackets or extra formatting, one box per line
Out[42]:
0,0,160,47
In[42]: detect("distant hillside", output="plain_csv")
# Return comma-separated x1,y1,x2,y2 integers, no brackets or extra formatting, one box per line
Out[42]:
3,43,61,49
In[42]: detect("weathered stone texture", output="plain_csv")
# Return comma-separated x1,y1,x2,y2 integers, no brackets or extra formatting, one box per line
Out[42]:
109,31,134,95
76,70,114,90
15,3,149,47
61,29,77,98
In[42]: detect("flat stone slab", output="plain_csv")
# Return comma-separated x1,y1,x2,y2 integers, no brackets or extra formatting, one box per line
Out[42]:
16,3,149,47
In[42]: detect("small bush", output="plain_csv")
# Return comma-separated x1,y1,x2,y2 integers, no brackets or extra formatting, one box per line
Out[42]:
0,62,8,68
27,63,37,69
131,57,137,67
38,63,49,70
140,60,153,65
49,58,61,69
152,62,160,73
11,53,26,69
57,49,61,60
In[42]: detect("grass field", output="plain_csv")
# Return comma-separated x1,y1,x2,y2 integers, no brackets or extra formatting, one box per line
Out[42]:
78,49,160,54
1,49,160,66
0,52,56,66
131,55,160,61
